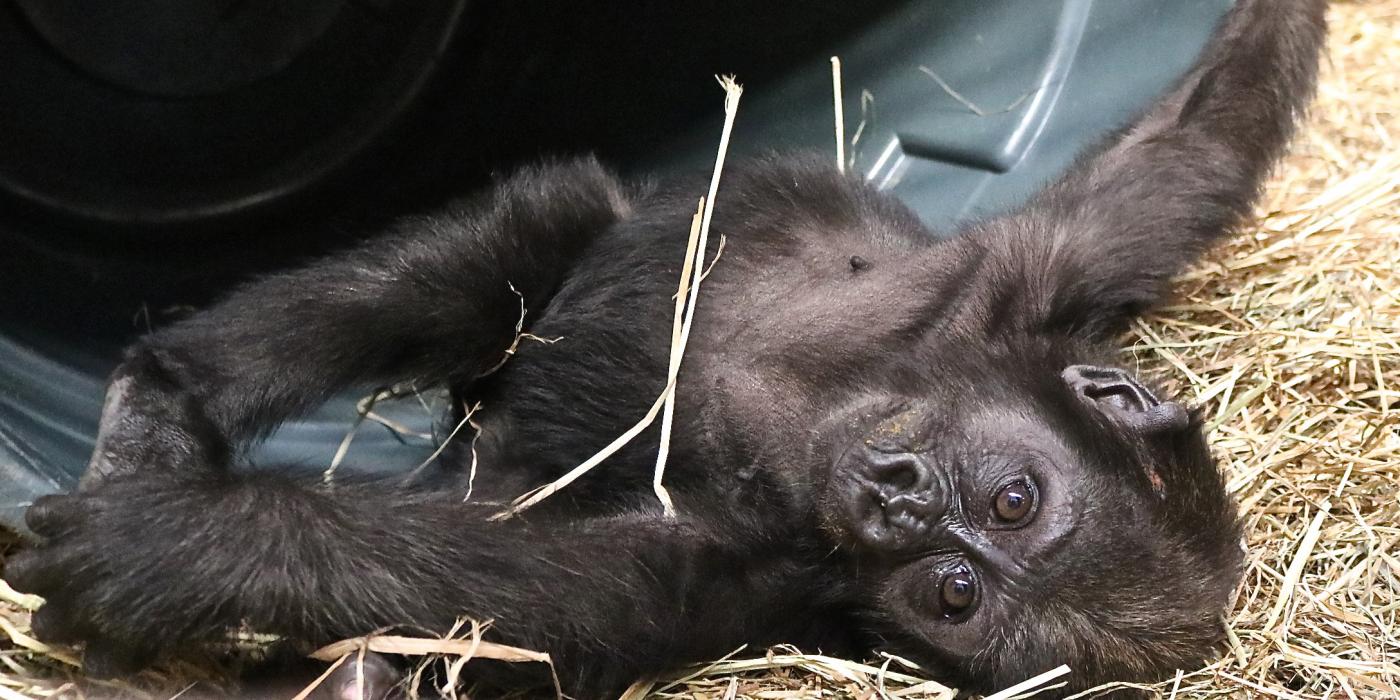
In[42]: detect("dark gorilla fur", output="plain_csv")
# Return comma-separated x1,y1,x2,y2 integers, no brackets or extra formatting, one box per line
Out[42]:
7,0,1326,697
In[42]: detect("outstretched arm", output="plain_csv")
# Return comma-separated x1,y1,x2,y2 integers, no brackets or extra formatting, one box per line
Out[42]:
969,0,1326,340
6,476,837,696
86,158,631,485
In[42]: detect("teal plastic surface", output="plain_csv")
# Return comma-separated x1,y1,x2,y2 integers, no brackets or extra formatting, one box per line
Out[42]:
654,0,1230,231
0,0,1231,530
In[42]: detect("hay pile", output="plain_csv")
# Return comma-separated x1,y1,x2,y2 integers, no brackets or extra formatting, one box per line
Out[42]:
3,1,1396,697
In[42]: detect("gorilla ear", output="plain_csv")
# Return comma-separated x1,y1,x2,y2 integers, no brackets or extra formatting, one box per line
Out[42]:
1061,365,1189,435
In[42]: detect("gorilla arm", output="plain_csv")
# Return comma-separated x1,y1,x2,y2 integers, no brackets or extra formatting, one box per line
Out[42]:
965,0,1327,341
85,158,632,485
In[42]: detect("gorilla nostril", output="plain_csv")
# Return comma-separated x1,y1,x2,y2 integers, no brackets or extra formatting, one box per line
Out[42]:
865,451,930,492
852,491,944,552
886,493,939,520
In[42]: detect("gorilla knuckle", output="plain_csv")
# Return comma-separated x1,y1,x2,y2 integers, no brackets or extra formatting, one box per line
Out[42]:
2,550,52,594
28,605,80,645
25,494,83,537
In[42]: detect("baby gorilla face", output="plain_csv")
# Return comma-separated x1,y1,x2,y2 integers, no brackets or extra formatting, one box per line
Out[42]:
815,364,1244,693
824,401,1085,611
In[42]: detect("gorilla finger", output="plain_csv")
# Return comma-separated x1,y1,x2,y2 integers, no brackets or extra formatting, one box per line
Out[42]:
25,494,86,538
82,639,154,679
29,605,83,645
2,549,57,594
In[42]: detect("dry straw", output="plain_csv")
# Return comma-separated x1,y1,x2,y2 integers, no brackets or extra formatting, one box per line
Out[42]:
2,1,1397,697
494,75,742,520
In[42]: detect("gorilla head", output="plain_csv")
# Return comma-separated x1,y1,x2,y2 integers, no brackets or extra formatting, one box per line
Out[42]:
815,337,1242,691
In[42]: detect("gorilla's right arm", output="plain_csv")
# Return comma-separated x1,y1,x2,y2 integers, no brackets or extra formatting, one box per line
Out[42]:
85,158,632,485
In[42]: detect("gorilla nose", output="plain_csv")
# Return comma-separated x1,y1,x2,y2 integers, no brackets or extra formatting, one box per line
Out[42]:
864,450,933,491
850,449,948,552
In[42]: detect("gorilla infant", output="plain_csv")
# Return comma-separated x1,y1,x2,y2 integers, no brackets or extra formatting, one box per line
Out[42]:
7,0,1326,696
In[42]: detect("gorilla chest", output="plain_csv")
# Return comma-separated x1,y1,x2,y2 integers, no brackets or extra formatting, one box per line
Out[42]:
678,246,945,469
480,229,948,491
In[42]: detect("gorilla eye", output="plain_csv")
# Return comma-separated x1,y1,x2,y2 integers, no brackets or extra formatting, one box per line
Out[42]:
993,481,1036,523
938,568,977,617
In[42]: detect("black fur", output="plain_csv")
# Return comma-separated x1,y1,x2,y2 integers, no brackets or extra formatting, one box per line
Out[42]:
6,1,1326,697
